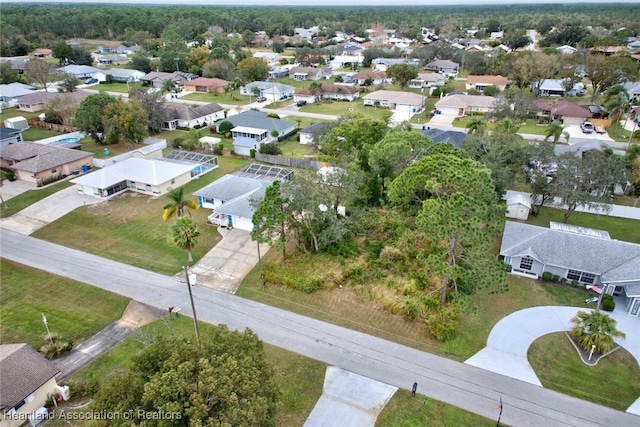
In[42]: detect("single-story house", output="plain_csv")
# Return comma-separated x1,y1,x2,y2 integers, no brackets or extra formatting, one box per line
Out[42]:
195,163,293,231
96,44,128,54
299,122,333,145
420,128,468,149
329,54,363,69
162,103,225,130
268,66,290,79
490,30,504,39
59,65,104,80
182,77,228,94
556,45,578,54
240,81,295,101
501,221,640,317
71,156,202,199
215,110,295,147
0,142,94,184
96,54,129,65
371,58,419,72
0,127,24,148
294,84,359,104
533,79,585,97
425,59,459,77
0,83,35,107
16,90,91,113
140,71,191,89
505,193,532,220
1,344,68,427
289,67,331,81
351,71,390,86
434,94,496,116
341,43,364,56
30,48,52,59
363,90,424,113
465,75,508,92
536,100,592,125
253,51,281,65
623,81,640,104
103,68,145,83
409,73,447,89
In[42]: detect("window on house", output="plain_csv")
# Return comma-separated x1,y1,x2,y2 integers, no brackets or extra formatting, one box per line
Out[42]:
567,270,581,281
171,179,175,185
51,169,57,173
581,273,595,284
25,393,35,403
519,257,533,271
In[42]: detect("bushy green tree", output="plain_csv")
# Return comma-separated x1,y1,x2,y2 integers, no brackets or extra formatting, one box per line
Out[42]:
74,93,118,144
386,64,419,88
236,57,269,82
103,99,149,149
252,180,288,259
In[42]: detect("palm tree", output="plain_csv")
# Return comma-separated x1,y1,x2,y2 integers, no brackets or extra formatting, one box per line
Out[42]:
465,118,487,137
495,117,520,134
163,187,199,221
603,85,630,127
544,122,564,143
171,217,200,263
162,78,176,95
570,310,626,354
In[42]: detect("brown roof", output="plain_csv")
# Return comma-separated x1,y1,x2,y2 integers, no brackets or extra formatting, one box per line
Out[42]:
185,77,228,88
0,344,60,411
466,75,508,86
31,48,52,55
552,101,591,118
18,90,91,107
0,142,93,173
352,70,386,80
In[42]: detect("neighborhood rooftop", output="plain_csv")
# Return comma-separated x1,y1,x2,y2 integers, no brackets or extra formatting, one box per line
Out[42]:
0,142,92,173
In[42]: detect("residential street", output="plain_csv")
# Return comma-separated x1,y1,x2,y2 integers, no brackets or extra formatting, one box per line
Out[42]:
1,228,638,427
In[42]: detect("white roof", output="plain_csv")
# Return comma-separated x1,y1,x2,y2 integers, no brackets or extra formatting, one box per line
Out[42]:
506,193,532,209
435,94,496,109
60,65,100,75
0,83,35,98
232,126,267,134
71,158,193,188
362,90,423,105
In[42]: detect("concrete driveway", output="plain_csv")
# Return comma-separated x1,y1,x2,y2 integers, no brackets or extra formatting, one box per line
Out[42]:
428,114,455,126
182,227,270,294
0,186,103,235
563,124,614,142
465,305,640,414
0,179,36,201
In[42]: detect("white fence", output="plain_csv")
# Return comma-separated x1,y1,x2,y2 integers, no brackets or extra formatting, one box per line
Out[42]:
93,138,166,168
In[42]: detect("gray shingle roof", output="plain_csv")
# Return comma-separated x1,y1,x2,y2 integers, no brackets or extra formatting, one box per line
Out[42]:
195,174,264,201
163,103,224,121
0,142,93,173
500,221,640,283
421,128,468,149
0,344,60,411
301,122,333,135
215,110,295,134
0,127,22,140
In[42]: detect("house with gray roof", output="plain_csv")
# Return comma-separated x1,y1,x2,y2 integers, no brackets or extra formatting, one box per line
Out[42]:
215,110,296,147
0,127,24,148
623,81,640,104
420,128,468,149
300,122,334,145
16,90,91,113
501,221,640,316
425,59,459,77
1,343,65,427
0,83,35,107
103,68,145,83
240,81,294,101
0,142,93,184
59,64,104,80
162,103,225,130
195,163,293,231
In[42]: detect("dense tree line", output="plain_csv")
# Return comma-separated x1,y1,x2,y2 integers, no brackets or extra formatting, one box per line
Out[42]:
1,4,639,57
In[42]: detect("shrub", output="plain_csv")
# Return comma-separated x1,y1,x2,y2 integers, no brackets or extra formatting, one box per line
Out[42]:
213,142,224,155
218,120,233,134
560,278,567,285
230,149,236,156
266,112,280,119
367,240,385,260
259,142,282,155
224,132,231,138
542,272,553,281
402,299,420,320
552,275,560,282
601,294,615,312
37,173,64,187
571,280,579,288
39,335,73,359
209,125,217,133
249,148,256,158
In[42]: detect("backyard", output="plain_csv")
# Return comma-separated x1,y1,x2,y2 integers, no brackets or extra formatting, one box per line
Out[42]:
180,91,246,105
88,81,143,94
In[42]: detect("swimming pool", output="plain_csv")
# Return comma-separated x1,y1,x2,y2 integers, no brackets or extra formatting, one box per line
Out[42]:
57,137,81,143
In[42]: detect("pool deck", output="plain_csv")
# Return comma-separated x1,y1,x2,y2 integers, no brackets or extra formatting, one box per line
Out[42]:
33,131,82,145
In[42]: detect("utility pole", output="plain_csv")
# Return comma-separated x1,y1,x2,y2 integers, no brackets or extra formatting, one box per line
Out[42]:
183,265,200,344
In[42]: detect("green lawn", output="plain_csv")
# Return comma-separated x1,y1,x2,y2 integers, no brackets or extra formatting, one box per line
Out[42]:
181,91,246,105
278,138,315,158
0,108,40,122
21,127,65,141
607,123,640,144
376,390,496,427
0,259,129,349
526,206,640,244
32,157,251,275
92,81,142,94
451,117,549,136
78,137,134,158
51,316,326,427
301,100,392,121
0,180,73,218
528,333,640,411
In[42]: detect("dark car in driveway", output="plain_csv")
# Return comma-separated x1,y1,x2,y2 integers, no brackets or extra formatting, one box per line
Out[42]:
296,100,307,107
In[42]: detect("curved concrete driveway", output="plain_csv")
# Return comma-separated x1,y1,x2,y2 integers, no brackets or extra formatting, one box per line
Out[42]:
465,306,640,413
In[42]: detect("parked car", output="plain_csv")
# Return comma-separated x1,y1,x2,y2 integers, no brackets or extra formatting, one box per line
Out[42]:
296,100,307,107
256,96,267,102
85,78,98,84
580,121,595,134
595,125,606,134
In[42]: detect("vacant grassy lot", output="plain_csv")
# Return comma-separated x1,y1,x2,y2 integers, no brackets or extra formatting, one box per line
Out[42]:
92,81,142,94
377,390,496,427
21,127,64,141
32,157,250,275
301,100,392,121
451,117,549,136
0,180,73,218
526,206,640,243
237,256,592,361
529,333,640,410
53,316,326,427
181,91,246,105
0,259,129,349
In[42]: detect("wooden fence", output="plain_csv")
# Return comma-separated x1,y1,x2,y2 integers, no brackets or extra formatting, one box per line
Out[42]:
254,153,325,170
27,118,76,133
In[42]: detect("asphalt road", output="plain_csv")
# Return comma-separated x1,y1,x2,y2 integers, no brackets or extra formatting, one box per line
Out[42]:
1,229,638,426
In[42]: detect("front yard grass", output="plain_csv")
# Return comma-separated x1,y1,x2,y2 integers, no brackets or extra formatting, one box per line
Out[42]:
31,157,251,275
528,333,640,411
180,91,246,105
526,206,640,244
0,259,129,349
376,390,496,427
0,180,73,218
92,81,142,94
301,100,392,121
451,117,549,136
